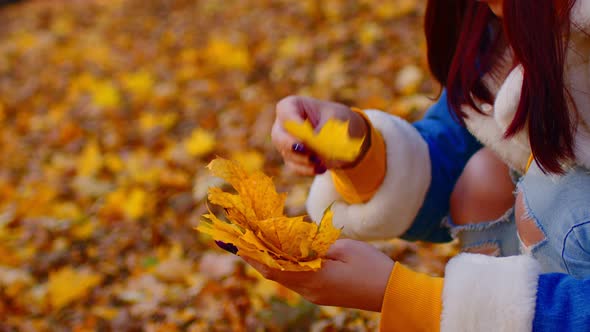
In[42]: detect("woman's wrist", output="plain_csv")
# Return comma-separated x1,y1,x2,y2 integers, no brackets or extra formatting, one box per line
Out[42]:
330,109,387,204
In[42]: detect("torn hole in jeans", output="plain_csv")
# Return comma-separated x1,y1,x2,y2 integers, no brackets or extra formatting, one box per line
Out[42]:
463,241,501,256
515,190,546,249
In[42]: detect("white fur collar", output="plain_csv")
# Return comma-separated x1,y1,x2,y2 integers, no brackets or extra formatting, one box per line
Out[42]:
488,1,590,170
572,0,590,29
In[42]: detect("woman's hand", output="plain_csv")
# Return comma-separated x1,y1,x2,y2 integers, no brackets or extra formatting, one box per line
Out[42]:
272,96,369,176
243,239,395,312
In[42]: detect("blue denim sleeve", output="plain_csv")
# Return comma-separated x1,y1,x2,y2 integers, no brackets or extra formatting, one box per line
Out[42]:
534,273,590,331
400,91,482,243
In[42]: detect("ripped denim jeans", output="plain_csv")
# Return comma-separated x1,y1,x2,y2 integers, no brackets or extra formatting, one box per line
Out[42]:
445,162,590,279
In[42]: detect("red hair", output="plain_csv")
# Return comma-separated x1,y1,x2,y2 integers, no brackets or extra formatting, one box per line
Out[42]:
425,0,577,173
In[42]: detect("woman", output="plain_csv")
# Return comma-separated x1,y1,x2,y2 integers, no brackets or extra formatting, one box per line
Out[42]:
246,0,590,330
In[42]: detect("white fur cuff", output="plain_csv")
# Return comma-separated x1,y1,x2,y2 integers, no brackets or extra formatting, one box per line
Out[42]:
441,254,542,332
306,110,431,241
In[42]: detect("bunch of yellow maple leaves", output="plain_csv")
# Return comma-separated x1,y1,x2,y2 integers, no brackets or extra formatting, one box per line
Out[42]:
198,158,341,271
0,0,458,330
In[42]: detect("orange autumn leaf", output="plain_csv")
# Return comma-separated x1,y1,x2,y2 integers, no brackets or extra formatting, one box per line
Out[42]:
283,119,364,162
197,158,340,271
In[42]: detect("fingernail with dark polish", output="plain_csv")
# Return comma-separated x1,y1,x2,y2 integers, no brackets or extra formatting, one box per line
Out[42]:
291,143,307,154
314,165,327,174
215,240,238,254
309,154,320,164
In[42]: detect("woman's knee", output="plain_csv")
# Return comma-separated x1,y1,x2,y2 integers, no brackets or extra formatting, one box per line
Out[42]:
450,148,515,226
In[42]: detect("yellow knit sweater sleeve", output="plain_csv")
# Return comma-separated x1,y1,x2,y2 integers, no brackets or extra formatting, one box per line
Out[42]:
380,263,443,332
330,109,387,204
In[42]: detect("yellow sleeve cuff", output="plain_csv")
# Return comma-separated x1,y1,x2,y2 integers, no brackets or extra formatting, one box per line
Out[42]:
330,109,387,204
380,263,444,332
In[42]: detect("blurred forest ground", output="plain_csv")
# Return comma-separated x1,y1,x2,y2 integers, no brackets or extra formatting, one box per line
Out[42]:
0,0,458,331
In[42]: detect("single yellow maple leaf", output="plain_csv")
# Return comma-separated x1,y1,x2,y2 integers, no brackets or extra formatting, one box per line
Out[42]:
104,153,124,173
124,188,149,220
52,201,83,221
373,0,416,19
77,141,103,177
358,22,383,47
139,112,177,131
48,267,102,310
51,16,74,36
205,38,251,70
83,43,114,67
70,72,96,93
72,220,96,240
103,187,150,220
184,128,215,157
90,80,121,109
283,119,364,162
231,150,265,172
124,150,161,184
197,158,340,271
92,306,119,321
121,70,154,97
14,32,37,51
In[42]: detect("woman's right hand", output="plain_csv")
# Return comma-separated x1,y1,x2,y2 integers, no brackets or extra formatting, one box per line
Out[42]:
271,96,369,176
242,239,395,312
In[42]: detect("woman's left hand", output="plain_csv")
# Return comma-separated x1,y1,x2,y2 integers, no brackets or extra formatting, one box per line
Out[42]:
243,239,395,312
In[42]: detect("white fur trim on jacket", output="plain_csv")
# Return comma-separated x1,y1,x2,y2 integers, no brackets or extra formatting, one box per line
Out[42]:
441,254,542,332
306,110,431,241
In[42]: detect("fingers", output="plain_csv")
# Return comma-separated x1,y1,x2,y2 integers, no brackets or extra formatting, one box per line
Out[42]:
276,95,321,126
272,120,324,176
242,256,317,283
242,257,281,281
275,95,347,174
284,142,314,165
325,240,349,261
325,239,362,262
284,161,315,176
271,121,308,160
284,147,326,176
276,95,307,122
242,257,272,277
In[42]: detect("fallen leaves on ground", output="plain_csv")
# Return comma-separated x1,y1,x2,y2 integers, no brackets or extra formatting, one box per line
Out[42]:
0,0,457,330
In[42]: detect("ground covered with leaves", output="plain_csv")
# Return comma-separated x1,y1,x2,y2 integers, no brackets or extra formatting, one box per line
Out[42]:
0,0,458,330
